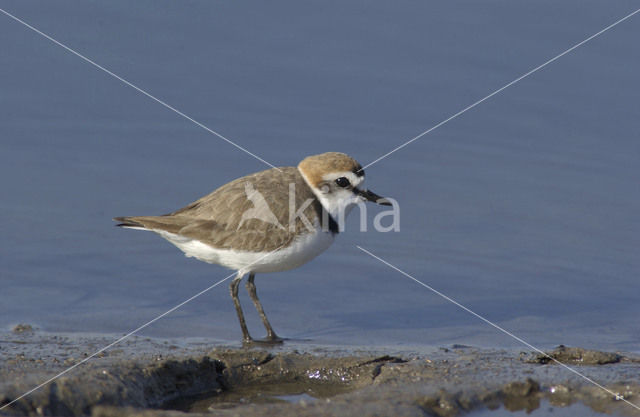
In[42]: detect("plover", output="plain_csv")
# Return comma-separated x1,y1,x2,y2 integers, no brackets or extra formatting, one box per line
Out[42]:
114,152,391,343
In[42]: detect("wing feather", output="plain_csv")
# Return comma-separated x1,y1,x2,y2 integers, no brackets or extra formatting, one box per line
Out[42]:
114,166,324,252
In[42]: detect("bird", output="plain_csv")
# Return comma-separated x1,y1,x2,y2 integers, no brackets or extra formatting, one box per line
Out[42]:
114,152,391,344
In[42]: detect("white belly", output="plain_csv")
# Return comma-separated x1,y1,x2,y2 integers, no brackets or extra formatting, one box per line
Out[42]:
154,226,335,274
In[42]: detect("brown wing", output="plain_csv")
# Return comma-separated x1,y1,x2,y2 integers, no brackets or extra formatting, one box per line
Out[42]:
114,166,324,252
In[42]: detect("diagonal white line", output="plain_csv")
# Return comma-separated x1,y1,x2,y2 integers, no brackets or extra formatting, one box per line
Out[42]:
361,7,640,171
0,8,280,171
356,245,640,411
0,244,285,411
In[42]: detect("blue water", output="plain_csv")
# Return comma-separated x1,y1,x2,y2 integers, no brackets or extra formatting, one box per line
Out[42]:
1,1,639,352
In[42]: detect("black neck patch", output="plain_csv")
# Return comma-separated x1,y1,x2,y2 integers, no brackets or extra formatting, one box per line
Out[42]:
312,199,339,235
327,212,339,234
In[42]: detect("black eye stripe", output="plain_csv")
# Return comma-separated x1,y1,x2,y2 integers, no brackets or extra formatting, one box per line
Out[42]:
335,177,350,188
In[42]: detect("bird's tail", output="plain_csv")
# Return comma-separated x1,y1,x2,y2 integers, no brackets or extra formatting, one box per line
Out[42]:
113,216,147,229
113,215,186,233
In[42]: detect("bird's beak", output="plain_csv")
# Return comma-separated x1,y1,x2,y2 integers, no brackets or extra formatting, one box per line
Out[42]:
355,188,392,206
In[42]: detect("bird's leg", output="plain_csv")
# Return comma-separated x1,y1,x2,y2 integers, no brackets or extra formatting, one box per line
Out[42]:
246,273,282,343
229,272,252,343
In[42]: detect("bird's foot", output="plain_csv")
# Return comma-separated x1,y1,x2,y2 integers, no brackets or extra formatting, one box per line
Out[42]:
243,334,285,346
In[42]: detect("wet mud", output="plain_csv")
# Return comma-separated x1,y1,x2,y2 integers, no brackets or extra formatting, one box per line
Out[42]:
1,329,639,416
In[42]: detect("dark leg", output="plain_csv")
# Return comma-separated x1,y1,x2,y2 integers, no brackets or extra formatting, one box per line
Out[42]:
246,273,282,342
229,272,252,343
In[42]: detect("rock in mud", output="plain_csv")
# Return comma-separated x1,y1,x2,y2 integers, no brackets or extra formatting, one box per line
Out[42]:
526,345,622,365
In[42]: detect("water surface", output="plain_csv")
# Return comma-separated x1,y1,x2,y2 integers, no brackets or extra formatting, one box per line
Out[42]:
1,1,639,352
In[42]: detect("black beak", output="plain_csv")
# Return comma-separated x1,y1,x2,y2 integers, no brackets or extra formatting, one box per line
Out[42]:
355,188,392,206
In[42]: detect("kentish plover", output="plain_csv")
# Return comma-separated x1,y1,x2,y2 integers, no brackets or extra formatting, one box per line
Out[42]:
114,152,391,343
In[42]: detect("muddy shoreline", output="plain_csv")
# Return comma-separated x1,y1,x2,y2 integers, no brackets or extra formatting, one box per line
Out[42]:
1,329,638,416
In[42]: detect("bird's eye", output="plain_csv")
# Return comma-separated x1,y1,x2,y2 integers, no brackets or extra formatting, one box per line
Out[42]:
335,177,350,188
